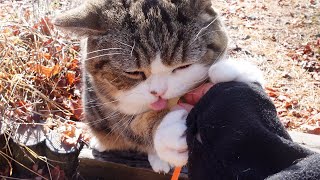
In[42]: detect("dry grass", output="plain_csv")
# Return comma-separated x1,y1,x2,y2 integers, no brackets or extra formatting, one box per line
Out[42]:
0,0,83,125
0,0,83,177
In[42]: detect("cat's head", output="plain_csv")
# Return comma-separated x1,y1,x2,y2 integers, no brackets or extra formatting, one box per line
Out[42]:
54,0,228,115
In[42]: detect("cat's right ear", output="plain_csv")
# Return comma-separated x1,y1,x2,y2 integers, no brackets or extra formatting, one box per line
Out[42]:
53,4,105,36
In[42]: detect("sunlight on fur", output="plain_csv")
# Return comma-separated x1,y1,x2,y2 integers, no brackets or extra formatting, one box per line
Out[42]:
54,0,263,173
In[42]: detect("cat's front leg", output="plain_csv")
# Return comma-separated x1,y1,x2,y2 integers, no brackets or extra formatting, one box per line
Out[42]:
89,129,138,152
209,59,264,85
148,152,172,173
153,108,189,168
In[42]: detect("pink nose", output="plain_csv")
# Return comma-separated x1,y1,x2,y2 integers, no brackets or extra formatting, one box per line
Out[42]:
150,90,165,97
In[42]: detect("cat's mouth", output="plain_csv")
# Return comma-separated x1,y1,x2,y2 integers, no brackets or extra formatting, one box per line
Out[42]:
149,97,168,111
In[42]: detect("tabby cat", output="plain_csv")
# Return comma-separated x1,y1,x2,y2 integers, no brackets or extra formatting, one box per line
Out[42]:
54,0,263,173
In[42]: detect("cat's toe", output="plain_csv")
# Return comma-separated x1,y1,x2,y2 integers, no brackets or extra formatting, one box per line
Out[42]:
154,109,189,167
90,137,108,152
148,153,171,173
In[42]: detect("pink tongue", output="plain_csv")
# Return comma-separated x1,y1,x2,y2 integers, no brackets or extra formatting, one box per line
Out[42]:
150,98,168,111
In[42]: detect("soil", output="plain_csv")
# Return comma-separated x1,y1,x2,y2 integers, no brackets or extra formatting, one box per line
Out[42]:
213,0,320,133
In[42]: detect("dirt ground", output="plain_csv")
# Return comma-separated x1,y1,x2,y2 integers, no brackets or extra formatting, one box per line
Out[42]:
0,0,319,145
213,0,320,133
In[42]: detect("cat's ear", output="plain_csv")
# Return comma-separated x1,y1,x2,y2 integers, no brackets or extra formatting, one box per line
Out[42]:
53,3,106,36
193,0,212,8
192,0,217,21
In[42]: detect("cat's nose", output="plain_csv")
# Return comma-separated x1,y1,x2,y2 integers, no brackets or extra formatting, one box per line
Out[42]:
150,90,165,97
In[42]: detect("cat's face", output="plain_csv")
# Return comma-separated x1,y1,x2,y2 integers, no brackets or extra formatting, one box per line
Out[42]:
54,0,228,115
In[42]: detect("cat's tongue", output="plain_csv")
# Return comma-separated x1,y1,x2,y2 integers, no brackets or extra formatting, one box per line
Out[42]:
150,98,168,111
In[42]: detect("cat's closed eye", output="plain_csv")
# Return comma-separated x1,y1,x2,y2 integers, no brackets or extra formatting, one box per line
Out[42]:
124,71,147,80
172,64,192,73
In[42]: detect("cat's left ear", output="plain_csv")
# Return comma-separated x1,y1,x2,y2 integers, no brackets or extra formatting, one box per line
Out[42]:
53,2,106,37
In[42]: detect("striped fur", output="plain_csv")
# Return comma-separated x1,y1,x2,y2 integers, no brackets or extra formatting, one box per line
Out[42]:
54,0,228,156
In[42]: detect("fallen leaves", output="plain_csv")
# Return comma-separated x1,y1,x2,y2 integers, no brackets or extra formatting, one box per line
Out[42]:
288,38,320,81
266,86,320,134
30,64,62,78
60,122,82,147
65,71,76,85
217,0,320,134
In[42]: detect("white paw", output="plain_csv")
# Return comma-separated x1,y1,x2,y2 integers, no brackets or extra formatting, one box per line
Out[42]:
154,109,188,167
209,59,264,85
148,153,171,173
90,137,108,152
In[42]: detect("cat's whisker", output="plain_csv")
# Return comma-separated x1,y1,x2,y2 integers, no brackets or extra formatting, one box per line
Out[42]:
112,116,132,142
86,87,94,91
114,39,135,49
112,106,143,143
130,41,136,57
104,113,131,138
86,90,145,108
189,16,219,46
84,53,125,61
197,29,226,40
213,43,228,63
84,110,121,125
86,111,121,125
110,77,120,83
85,98,120,108
87,90,148,124
85,48,125,55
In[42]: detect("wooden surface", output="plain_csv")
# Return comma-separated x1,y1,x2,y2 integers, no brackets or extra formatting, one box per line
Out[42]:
78,148,188,180
77,131,320,179
289,131,320,153
1,120,319,180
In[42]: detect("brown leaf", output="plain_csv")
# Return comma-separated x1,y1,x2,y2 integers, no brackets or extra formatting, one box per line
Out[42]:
301,124,320,135
32,64,62,78
71,99,83,121
60,123,82,146
284,101,293,109
66,71,76,85
268,91,278,98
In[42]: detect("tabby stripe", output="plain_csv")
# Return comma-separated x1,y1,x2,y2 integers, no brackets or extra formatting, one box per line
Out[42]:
93,107,112,133
169,31,183,64
124,13,137,34
142,0,158,19
85,91,112,133
140,41,151,65
122,0,130,9
177,10,189,25
159,6,173,34
181,43,188,63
